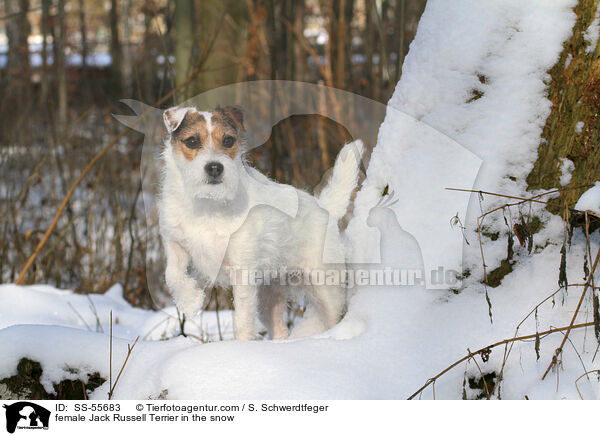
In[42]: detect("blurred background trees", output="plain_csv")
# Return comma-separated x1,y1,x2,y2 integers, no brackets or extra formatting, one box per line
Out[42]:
0,0,427,306
0,0,426,114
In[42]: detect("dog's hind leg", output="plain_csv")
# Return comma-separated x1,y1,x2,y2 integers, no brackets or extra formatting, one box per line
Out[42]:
306,284,345,329
232,284,259,340
258,285,289,340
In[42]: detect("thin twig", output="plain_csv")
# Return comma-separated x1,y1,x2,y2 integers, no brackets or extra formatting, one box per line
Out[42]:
108,335,140,400
213,289,223,342
281,16,332,86
445,185,592,208
467,348,491,400
408,321,594,400
67,302,92,331
109,311,112,398
450,186,593,285
575,369,600,400
124,174,144,294
87,295,103,333
542,245,600,380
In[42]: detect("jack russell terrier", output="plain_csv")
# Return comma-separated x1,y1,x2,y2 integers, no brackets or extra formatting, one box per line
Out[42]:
159,105,363,340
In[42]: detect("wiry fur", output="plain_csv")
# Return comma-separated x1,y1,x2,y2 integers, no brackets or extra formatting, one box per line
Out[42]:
158,106,364,340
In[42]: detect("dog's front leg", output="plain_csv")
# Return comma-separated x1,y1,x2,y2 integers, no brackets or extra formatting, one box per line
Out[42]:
232,285,259,340
164,238,205,317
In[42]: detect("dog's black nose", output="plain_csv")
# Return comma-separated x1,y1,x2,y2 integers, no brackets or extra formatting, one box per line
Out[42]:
205,162,224,178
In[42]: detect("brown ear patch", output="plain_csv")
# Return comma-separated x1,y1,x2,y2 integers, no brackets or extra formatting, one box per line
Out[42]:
210,112,240,159
163,106,192,133
213,106,245,132
170,112,207,161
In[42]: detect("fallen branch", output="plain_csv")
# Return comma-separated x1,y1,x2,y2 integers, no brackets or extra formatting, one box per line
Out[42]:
445,186,592,210
408,321,594,400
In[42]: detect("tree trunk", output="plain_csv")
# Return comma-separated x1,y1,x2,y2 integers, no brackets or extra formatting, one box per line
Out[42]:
174,0,194,101
109,0,122,95
5,0,31,102
195,1,247,93
330,0,354,89
526,0,600,210
56,0,67,127
122,0,133,96
284,0,294,81
394,0,405,83
293,0,306,81
78,0,88,88
365,0,374,98
143,2,155,101
39,0,50,103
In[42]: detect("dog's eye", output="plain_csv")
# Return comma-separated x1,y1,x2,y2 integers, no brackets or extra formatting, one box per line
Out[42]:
183,136,201,149
222,135,235,148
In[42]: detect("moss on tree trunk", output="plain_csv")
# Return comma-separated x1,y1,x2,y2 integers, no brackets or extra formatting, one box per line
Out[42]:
527,0,600,208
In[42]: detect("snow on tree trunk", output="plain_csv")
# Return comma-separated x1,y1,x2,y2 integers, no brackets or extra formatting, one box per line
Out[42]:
348,0,578,290
527,0,600,210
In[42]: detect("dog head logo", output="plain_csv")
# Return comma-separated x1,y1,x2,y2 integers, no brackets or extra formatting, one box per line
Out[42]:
115,81,482,296
3,402,50,433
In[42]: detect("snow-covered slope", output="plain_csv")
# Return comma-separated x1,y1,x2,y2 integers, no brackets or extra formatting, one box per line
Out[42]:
349,0,578,280
3,0,597,400
345,0,600,399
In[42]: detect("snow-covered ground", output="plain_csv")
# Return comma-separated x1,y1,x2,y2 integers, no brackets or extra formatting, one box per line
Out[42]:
3,0,600,400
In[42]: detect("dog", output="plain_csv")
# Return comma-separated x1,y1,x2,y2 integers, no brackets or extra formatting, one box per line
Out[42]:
158,105,363,340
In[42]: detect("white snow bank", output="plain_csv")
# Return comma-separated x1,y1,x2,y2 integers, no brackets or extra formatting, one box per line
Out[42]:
347,0,600,400
0,284,233,342
0,283,444,399
575,182,600,216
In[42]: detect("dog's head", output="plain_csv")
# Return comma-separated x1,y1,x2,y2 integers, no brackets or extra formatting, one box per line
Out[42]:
163,105,246,201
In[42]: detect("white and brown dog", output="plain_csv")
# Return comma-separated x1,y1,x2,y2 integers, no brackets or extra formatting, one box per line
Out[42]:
159,105,363,340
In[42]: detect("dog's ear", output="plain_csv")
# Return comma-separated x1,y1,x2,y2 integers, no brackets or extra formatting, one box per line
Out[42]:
217,105,245,132
163,106,190,134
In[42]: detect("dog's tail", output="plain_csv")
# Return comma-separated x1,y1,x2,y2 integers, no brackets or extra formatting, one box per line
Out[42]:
318,139,364,221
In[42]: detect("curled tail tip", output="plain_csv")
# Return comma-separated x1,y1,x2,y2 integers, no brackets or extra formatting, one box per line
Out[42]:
318,138,365,221
340,139,365,160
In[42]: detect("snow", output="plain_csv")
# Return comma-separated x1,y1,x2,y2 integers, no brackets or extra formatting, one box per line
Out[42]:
3,0,598,400
558,157,575,186
0,284,233,343
565,53,573,68
575,120,585,133
348,0,595,399
575,182,600,216
0,284,435,399
584,4,600,54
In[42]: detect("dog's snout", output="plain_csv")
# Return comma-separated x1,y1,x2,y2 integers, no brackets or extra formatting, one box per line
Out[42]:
205,162,224,178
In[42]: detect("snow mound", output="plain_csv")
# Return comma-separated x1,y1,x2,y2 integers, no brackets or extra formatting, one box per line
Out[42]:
2,0,594,400
575,182,600,216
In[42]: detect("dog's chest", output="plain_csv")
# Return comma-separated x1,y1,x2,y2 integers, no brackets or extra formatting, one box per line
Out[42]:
179,212,252,267
181,213,234,248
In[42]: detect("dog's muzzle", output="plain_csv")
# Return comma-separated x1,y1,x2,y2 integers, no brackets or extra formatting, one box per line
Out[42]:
205,161,224,184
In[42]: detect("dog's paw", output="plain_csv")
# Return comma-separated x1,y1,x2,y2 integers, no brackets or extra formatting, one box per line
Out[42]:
235,331,258,341
174,289,205,318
